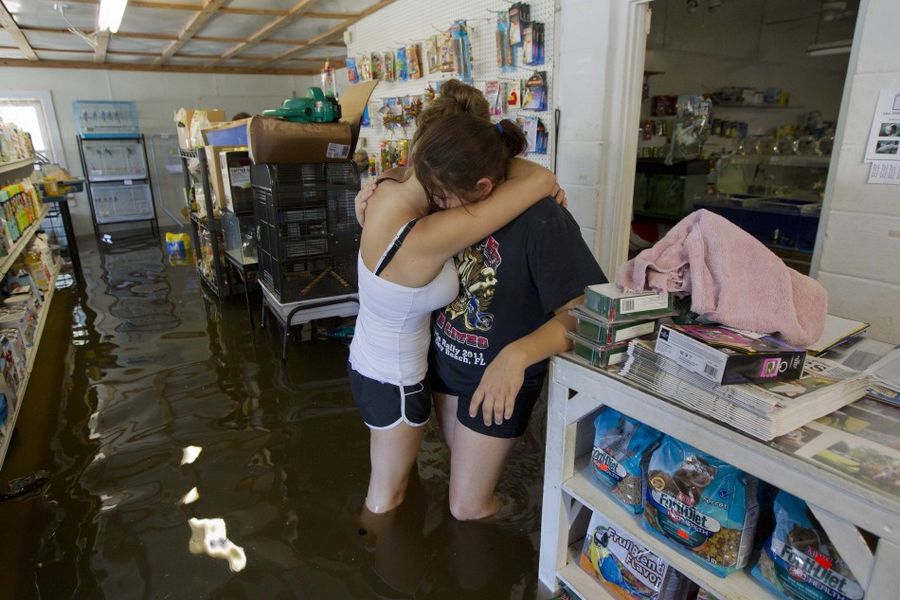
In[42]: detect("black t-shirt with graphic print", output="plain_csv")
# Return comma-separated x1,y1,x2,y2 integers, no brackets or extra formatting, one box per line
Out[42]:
430,198,608,397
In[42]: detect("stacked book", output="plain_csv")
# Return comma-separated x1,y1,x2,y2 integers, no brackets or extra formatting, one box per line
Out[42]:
620,326,870,440
566,284,675,370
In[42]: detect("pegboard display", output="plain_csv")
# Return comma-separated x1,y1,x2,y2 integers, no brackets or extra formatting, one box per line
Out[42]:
346,0,558,174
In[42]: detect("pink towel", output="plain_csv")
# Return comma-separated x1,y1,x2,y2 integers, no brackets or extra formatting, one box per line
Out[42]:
616,209,826,347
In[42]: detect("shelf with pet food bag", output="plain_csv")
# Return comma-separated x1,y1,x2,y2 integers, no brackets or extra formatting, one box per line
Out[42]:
0,205,50,278
539,354,900,600
0,261,61,472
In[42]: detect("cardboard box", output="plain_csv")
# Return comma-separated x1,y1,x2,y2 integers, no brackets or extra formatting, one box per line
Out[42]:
204,145,247,214
247,80,377,164
584,283,673,322
570,308,657,344
219,150,253,214
174,108,226,151
655,324,806,385
202,118,251,147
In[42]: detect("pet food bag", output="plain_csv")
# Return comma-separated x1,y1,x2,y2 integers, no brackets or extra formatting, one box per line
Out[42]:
579,510,693,600
752,491,864,600
643,436,759,576
592,407,662,512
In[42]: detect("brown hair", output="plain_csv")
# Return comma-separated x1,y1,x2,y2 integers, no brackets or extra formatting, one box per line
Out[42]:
412,79,490,147
413,114,527,210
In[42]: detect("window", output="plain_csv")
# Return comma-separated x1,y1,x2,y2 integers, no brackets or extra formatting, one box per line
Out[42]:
0,92,65,167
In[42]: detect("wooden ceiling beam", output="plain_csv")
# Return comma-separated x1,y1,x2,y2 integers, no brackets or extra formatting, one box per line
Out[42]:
0,1,39,61
154,0,228,66
20,26,345,49
94,30,110,63
61,0,358,19
213,0,318,65
0,57,318,75
266,0,395,65
20,45,344,64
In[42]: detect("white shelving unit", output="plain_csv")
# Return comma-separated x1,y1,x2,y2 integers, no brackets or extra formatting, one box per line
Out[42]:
0,262,61,470
539,356,900,600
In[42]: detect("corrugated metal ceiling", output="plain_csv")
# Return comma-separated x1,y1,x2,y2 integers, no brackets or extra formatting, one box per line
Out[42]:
0,0,389,74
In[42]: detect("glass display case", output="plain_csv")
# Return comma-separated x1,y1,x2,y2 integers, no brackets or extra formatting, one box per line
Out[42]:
222,211,257,261
716,154,829,202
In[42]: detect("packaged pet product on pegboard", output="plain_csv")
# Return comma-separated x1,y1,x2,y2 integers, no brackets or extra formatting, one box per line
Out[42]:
517,115,548,154
508,2,530,45
450,21,473,83
496,13,513,70
395,47,408,81
346,57,359,84
523,21,545,66
485,81,503,116
643,436,759,577
380,98,405,131
359,55,372,81
407,44,423,79
384,50,395,82
523,72,548,111
426,36,441,75
372,52,385,80
380,139,409,171
438,32,455,73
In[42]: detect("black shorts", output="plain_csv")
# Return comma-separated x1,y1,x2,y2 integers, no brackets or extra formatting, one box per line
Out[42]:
431,375,544,439
348,367,431,429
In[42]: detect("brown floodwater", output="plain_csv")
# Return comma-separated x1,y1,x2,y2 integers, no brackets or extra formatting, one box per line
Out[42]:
0,231,550,599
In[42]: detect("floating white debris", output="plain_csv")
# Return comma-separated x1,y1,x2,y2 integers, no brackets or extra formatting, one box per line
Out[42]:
187,518,247,573
181,446,203,465
180,487,200,505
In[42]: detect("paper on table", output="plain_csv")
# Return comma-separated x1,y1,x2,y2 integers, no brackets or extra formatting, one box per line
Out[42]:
808,314,869,355
866,347,900,392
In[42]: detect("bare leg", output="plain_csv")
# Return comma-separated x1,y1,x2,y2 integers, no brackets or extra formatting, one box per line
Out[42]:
366,423,426,513
448,423,519,521
432,392,458,451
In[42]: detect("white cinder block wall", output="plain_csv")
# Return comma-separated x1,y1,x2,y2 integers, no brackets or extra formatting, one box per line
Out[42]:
813,0,900,344
553,0,610,258
0,67,317,236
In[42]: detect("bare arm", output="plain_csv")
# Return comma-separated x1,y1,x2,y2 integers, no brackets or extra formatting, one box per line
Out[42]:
410,158,556,260
468,295,583,427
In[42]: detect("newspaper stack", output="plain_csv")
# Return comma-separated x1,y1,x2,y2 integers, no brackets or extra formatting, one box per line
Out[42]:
619,340,870,441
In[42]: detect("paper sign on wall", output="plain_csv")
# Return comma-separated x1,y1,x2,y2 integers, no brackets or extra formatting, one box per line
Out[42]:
864,89,900,163
868,161,900,185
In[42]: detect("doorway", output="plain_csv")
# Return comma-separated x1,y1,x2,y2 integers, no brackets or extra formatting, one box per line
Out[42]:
627,0,858,275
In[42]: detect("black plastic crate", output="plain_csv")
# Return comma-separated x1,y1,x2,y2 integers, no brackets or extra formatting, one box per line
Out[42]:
258,232,359,303
252,162,361,303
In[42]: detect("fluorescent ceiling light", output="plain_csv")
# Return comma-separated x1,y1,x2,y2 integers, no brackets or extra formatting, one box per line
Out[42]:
97,0,128,34
806,40,852,56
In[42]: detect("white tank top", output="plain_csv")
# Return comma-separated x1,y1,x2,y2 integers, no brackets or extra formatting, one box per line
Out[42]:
349,221,459,386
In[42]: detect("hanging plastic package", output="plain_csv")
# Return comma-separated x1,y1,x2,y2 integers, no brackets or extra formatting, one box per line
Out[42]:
752,491,865,600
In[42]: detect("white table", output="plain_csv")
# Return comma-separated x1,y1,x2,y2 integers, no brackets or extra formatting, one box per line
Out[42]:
539,355,900,599
259,282,358,360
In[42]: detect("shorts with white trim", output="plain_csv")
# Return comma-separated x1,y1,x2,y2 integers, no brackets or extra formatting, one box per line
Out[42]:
348,366,431,429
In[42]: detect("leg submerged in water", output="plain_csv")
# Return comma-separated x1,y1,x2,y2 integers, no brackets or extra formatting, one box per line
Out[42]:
365,423,426,513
